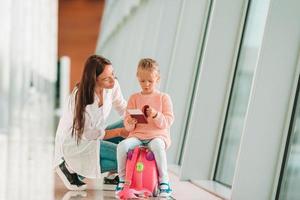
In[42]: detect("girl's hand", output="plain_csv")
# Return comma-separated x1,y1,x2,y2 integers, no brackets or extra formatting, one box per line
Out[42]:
127,116,137,125
146,106,158,118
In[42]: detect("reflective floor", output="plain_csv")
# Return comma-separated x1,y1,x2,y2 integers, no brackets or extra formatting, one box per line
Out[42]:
0,91,221,200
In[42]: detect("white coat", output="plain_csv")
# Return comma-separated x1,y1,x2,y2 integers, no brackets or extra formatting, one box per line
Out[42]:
53,80,127,178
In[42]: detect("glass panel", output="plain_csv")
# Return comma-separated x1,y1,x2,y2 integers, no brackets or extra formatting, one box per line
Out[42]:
278,80,300,200
214,0,270,186
0,0,11,132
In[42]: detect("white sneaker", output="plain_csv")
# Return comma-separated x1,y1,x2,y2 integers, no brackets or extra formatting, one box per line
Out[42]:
159,182,172,198
56,161,87,191
103,174,119,191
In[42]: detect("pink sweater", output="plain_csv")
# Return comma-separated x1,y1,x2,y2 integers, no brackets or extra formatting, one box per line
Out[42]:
124,90,174,149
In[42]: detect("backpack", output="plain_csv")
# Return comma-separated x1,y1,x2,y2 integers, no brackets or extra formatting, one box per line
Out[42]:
117,146,159,199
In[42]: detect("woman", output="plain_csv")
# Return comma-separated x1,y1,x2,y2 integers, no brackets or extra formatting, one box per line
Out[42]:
53,55,128,190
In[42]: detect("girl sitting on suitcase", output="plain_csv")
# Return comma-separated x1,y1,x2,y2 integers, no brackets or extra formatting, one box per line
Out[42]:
116,58,174,197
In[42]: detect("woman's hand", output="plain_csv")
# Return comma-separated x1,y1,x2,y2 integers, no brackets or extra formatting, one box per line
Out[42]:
103,128,129,139
145,106,158,118
119,128,129,138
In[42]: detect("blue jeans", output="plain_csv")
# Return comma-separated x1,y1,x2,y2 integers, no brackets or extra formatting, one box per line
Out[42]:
100,119,124,173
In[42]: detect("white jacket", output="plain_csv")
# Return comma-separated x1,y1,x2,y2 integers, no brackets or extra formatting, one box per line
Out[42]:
53,80,127,178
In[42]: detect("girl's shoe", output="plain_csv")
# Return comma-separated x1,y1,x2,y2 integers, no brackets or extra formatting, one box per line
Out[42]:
115,181,125,195
159,182,172,197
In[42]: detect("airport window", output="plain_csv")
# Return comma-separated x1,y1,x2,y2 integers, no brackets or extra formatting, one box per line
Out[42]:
214,0,270,186
276,75,300,200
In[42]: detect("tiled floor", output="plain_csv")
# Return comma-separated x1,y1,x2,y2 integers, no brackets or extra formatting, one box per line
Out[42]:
54,171,222,200
0,92,222,200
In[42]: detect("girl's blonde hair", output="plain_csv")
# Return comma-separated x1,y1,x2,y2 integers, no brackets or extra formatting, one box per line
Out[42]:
137,58,160,77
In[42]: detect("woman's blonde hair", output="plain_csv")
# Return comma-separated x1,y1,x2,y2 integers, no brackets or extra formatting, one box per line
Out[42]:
137,58,160,77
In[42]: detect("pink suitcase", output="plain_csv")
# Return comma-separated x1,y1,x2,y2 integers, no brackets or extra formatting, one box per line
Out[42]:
117,146,159,199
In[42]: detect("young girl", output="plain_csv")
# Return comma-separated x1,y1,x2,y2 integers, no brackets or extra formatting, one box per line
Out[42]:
116,58,174,197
